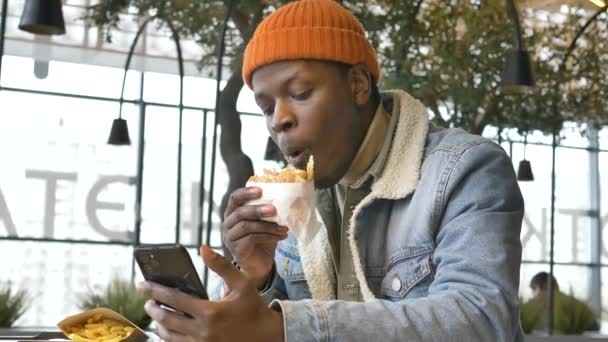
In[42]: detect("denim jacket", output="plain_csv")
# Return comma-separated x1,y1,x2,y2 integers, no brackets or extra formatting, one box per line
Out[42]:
256,90,524,341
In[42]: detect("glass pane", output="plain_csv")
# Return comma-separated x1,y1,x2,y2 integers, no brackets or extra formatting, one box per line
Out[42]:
0,91,138,241
600,127,608,150
198,111,224,249
552,265,593,301
143,73,226,107
143,72,181,105
139,107,225,248
237,86,264,115
503,123,589,148
554,148,592,264
183,77,217,109
139,106,179,243
1,56,141,100
600,127,608,265
601,267,608,334
516,143,553,262
503,127,554,146
559,122,590,149
0,241,132,326
241,115,280,175
519,141,596,264
178,109,206,246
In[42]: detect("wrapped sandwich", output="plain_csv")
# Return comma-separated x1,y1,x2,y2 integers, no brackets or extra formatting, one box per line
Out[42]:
246,157,321,244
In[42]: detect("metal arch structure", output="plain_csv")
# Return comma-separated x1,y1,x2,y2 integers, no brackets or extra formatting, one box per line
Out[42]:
117,15,186,246
200,0,235,286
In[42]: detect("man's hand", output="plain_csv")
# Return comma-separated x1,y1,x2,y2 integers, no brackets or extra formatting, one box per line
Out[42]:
223,187,288,289
137,246,284,342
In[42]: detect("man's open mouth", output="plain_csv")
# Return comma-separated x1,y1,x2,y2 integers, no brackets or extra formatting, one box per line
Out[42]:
285,149,310,169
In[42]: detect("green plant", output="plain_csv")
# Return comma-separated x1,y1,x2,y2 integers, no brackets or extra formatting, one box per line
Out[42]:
79,279,151,330
0,285,29,327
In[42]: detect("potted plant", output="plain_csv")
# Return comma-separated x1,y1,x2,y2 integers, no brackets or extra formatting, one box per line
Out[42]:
78,279,151,330
0,285,29,327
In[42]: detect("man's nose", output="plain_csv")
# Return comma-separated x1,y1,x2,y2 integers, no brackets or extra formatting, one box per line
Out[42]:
271,100,295,133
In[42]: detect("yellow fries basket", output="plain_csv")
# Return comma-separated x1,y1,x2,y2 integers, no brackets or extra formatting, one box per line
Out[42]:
58,308,149,342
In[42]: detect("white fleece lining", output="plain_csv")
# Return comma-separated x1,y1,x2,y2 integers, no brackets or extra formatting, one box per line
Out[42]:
349,90,429,301
298,224,336,300
300,90,430,302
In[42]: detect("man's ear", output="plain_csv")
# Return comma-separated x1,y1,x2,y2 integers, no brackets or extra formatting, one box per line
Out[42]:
347,64,373,106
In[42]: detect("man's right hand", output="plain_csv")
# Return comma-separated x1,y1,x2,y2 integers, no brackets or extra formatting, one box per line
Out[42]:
222,187,289,290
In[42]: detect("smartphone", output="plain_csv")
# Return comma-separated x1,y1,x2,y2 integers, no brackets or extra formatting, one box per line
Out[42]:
134,244,209,300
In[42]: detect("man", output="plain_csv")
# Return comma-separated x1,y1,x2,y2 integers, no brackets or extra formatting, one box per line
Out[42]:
136,0,525,340
520,272,598,334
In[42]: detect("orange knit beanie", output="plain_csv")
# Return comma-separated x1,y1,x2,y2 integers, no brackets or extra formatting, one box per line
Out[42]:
242,0,380,89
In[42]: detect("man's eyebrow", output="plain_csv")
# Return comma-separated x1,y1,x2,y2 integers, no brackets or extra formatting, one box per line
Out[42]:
254,71,302,101
284,73,300,86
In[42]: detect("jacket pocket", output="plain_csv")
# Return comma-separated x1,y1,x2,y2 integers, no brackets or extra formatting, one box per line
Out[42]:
275,243,306,282
365,265,386,297
382,244,434,299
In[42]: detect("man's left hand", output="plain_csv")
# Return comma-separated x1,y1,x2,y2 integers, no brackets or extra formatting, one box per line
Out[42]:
136,245,284,342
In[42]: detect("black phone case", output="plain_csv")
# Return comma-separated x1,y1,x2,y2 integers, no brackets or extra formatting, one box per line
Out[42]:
134,244,209,300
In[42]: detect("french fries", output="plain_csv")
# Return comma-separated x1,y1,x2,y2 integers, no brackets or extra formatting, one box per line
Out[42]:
249,156,314,183
65,313,135,342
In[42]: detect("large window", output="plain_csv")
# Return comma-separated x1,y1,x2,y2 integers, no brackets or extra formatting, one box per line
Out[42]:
504,125,608,333
0,51,268,325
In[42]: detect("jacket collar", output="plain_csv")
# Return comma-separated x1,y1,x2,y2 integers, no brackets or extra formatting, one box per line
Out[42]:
301,90,430,301
370,89,429,200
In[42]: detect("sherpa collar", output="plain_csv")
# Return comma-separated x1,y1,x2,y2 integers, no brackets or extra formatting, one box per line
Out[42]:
299,90,430,301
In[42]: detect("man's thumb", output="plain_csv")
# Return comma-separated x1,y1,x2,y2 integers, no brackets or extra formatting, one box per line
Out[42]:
200,245,243,289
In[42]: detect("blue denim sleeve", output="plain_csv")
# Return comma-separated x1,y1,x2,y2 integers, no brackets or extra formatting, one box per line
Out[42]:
270,141,525,342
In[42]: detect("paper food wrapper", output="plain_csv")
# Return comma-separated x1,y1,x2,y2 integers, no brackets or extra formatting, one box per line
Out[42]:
247,181,322,245
58,307,149,342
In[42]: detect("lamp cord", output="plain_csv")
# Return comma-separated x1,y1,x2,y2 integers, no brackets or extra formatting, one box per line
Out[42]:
506,0,523,50
118,16,156,119
523,134,527,160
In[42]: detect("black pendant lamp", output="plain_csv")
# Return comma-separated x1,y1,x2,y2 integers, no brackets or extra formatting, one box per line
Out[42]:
517,159,534,181
108,118,131,145
18,0,66,35
501,49,535,92
517,135,534,181
500,0,535,93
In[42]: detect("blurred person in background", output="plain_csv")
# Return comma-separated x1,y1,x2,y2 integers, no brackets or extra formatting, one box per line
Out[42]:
520,271,599,334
